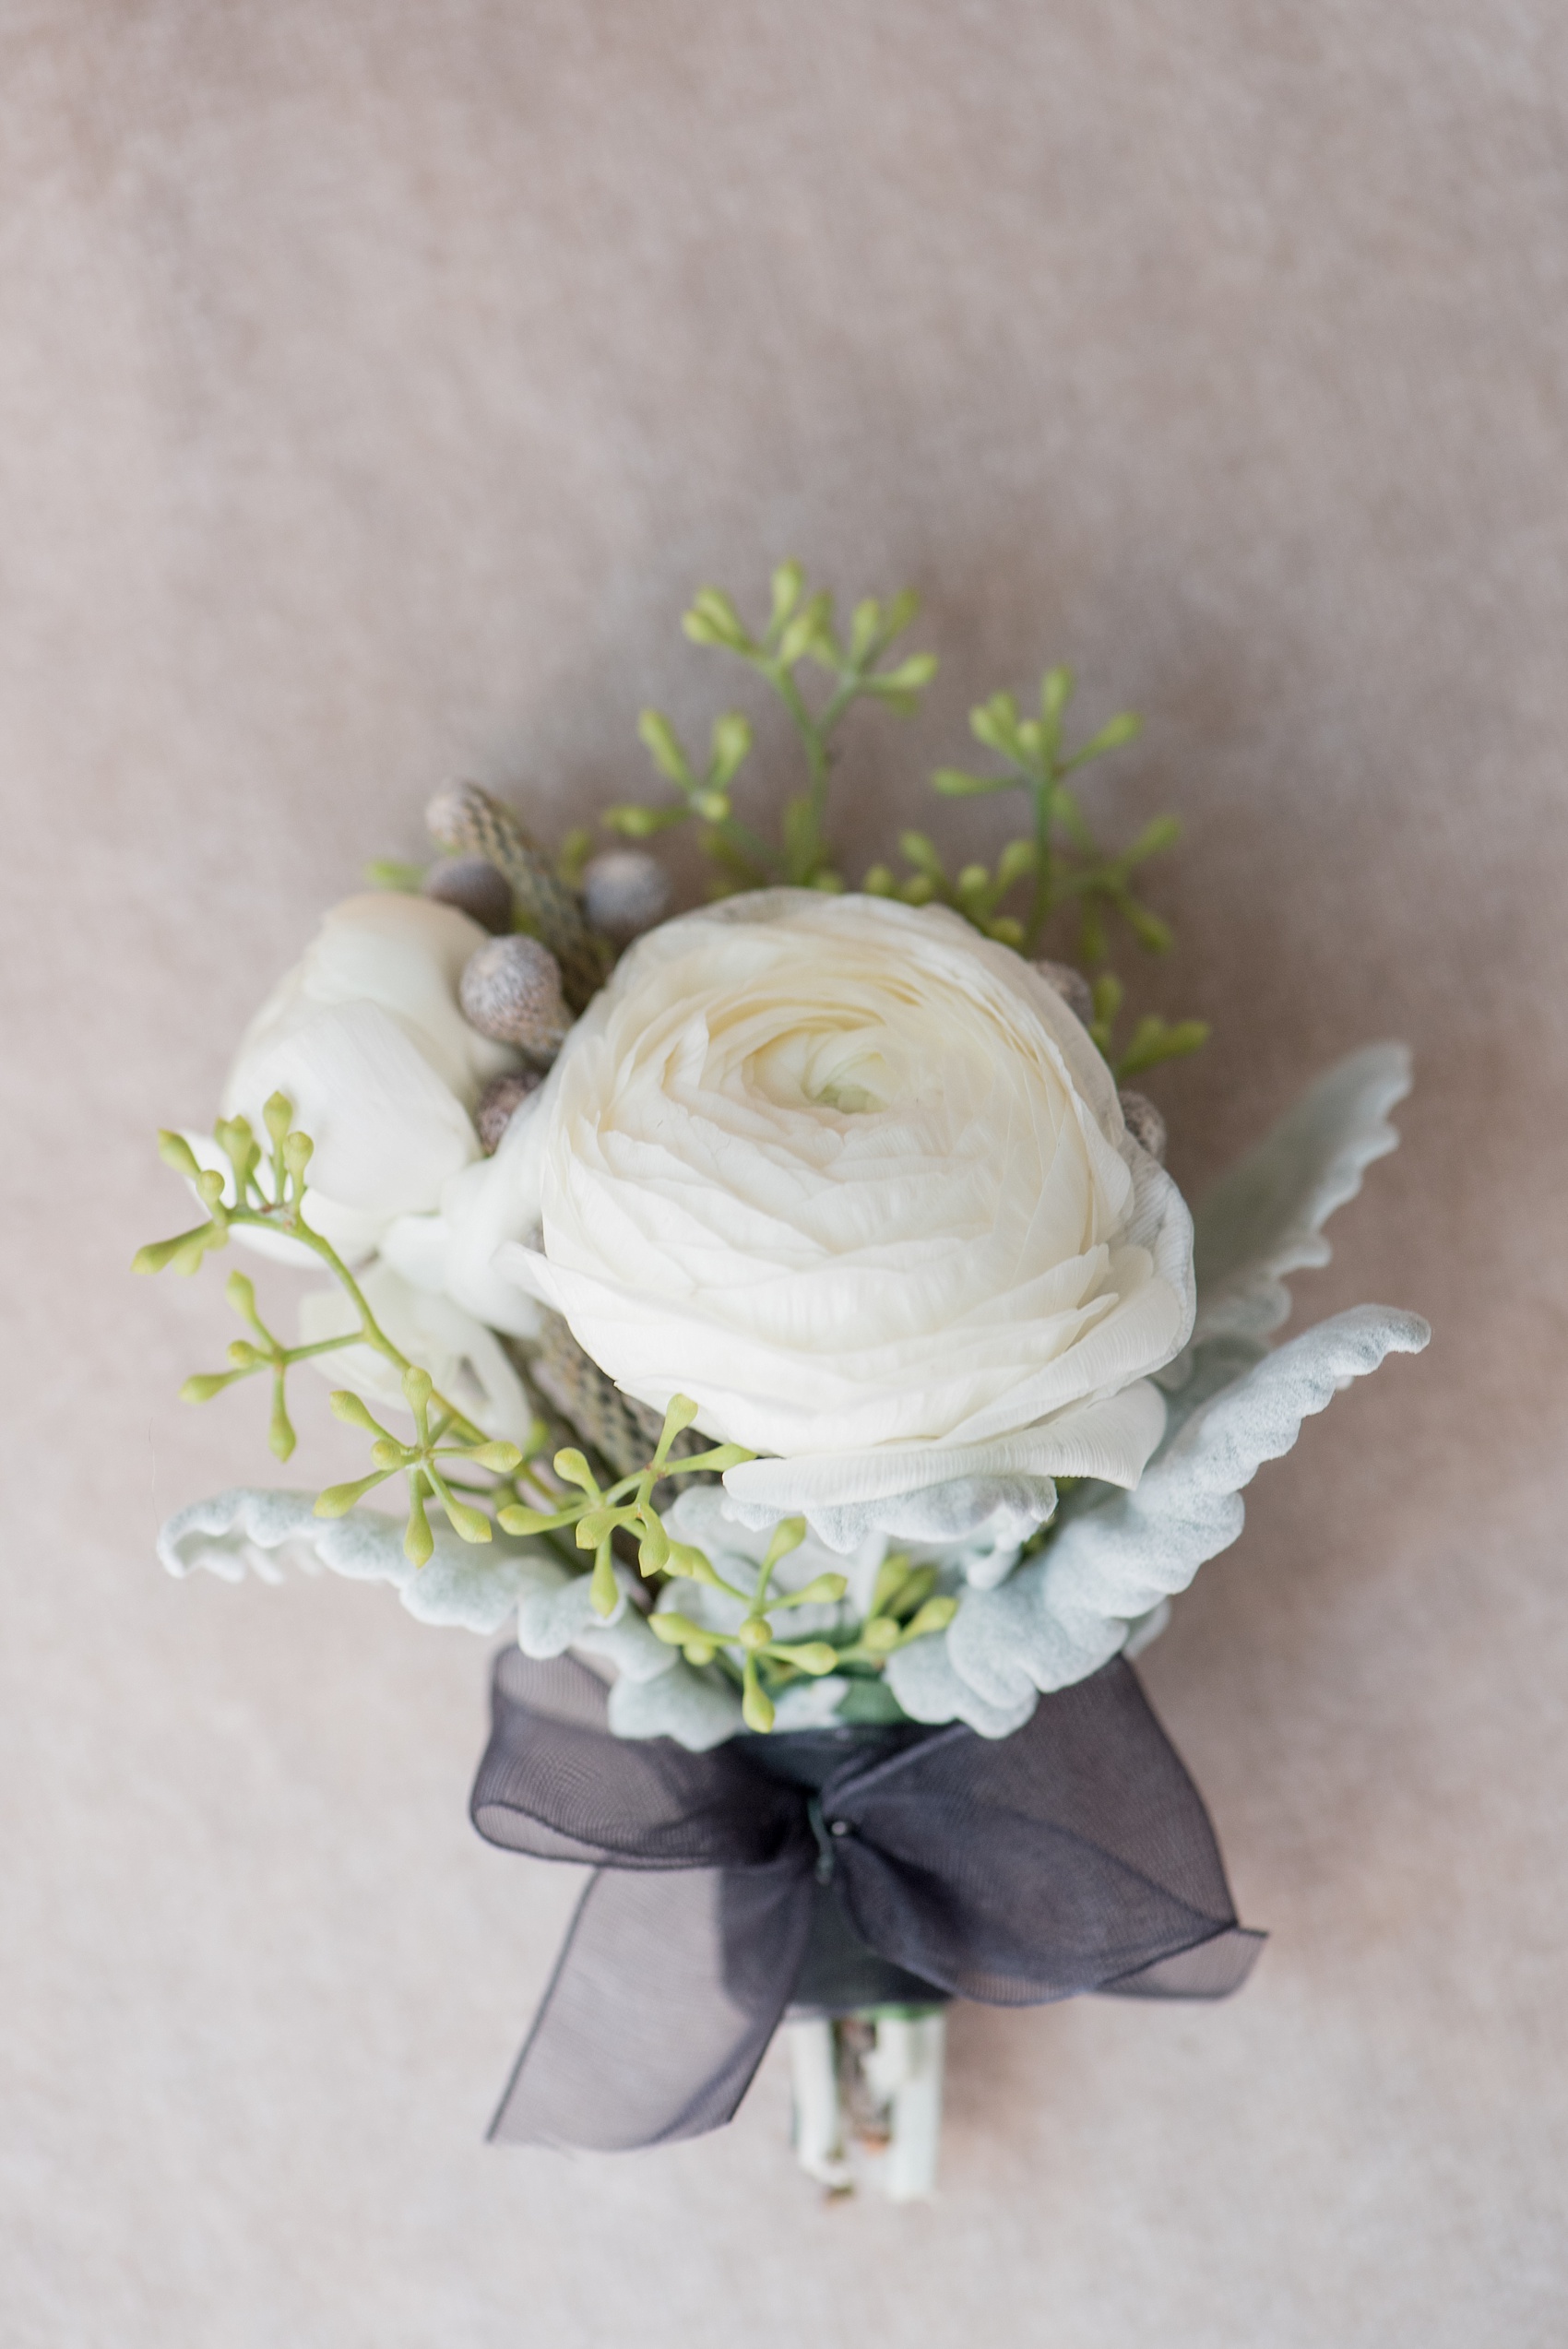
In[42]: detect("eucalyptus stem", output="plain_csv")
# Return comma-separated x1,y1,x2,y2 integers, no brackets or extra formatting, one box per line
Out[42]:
228,1202,488,1450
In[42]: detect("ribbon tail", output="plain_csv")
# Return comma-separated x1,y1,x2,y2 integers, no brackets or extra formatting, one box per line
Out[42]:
1102,1924,1266,1999
489,1857,814,2151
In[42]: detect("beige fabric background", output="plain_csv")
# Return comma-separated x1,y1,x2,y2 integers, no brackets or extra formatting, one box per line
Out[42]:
4,5,1566,2343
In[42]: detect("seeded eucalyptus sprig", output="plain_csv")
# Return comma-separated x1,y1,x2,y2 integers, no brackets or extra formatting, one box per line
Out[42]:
603,563,937,894
315,1371,529,1566
1084,971,1210,1084
858,663,1207,1078
915,665,1157,957
596,570,1206,1082
653,1533,958,1734
498,1395,755,1619
135,1092,552,1563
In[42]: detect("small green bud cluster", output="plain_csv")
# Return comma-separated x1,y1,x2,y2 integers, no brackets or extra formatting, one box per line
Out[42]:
135,1097,323,1454
647,1513,848,1735
315,1370,531,1565
498,1394,754,1621
603,562,937,896
658,1536,958,1735
593,571,1204,1084
136,1095,551,1549
361,564,1204,1086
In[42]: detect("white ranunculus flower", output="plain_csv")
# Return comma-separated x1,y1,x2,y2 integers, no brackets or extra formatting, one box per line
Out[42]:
219,894,517,1263
454,890,1194,1549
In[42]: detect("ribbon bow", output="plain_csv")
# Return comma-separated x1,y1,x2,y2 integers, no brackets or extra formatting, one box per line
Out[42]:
472,1648,1263,2150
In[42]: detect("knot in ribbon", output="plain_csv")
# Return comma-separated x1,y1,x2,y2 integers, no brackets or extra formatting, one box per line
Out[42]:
472,1649,1263,2151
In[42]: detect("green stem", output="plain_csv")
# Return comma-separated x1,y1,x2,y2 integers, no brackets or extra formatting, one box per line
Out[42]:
1025,758,1057,955
716,812,786,878
229,1205,488,1449
279,1332,363,1366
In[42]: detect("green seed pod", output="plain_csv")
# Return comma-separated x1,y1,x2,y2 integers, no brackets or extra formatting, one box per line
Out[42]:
650,1611,702,1645
741,1677,776,1735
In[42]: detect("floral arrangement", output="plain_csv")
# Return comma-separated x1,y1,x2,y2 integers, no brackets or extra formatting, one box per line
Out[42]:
142,565,1428,2198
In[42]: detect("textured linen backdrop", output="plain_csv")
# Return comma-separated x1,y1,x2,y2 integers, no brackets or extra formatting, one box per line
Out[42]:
4,6,1565,2344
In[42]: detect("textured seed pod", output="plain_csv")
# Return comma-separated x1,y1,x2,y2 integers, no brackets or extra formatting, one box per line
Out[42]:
529,1313,713,1481
1118,1088,1168,1164
459,936,570,1059
474,1068,542,1155
1031,957,1095,1028
581,848,671,945
426,782,609,1011
422,855,514,935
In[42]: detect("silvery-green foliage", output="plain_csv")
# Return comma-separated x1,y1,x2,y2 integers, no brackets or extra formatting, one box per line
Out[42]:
514,1554,673,1682
605,1658,746,1750
158,1488,536,1634
887,1304,1429,1732
879,1635,1039,1739
739,1466,1058,1560
510,1539,751,1750
1180,1043,1412,1354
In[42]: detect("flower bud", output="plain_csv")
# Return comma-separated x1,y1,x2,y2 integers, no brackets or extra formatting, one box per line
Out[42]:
552,1447,595,1493
741,1679,776,1734
774,1642,837,1676
157,1131,203,1180
906,1596,958,1638
329,1390,386,1433
588,1542,620,1617
636,1511,671,1572
467,1440,524,1474
315,1475,385,1516
442,1496,493,1545
403,1487,435,1568
650,1611,702,1644
267,1387,297,1463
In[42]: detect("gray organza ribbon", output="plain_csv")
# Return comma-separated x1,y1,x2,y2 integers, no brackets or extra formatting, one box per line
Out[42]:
471,1650,1264,2151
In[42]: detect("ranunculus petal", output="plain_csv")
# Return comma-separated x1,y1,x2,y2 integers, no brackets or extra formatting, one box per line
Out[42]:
720,1382,1169,1551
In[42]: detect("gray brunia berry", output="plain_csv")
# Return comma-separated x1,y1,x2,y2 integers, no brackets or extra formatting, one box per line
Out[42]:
458,935,570,1061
